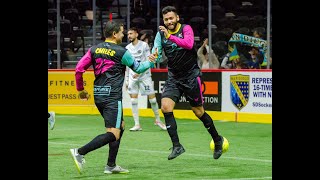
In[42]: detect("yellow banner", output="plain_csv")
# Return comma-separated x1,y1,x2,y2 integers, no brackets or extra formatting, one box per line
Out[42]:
48,71,95,105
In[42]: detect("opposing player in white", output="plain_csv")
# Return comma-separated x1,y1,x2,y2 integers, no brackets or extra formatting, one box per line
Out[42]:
125,27,166,131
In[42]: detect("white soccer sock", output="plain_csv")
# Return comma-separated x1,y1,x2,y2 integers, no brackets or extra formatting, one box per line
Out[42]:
149,97,160,121
131,98,140,125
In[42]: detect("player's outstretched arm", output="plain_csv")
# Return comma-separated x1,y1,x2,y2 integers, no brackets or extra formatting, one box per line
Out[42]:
121,50,154,74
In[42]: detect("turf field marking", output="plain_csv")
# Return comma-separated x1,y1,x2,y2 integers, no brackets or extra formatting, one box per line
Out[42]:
176,120,228,125
126,148,271,163
54,115,78,118
200,177,272,180
48,142,271,163
48,153,64,156
48,128,95,131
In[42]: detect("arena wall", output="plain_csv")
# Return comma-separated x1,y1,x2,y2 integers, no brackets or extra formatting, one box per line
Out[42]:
48,69,272,124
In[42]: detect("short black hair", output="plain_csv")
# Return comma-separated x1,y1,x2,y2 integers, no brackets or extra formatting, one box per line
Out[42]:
104,21,123,38
162,6,178,15
128,27,139,33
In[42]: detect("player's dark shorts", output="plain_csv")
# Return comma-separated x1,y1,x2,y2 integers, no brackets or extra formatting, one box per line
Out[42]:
161,75,204,107
95,99,123,129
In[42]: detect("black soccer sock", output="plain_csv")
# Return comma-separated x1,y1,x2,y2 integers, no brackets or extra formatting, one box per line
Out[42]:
199,112,221,142
107,128,124,167
78,132,116,155
163,112,181,147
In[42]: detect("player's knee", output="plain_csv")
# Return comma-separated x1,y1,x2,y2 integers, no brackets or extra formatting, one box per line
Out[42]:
114,133,120,140
161,98,175,113
161,106,170,113
131,98,138,105
192,106,204,118
108,129,121,140
192,109,204,118
161,102,172,113
148,97,157,104
148,94,156,99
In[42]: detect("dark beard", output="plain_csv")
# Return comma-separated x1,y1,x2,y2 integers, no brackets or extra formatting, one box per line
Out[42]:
129,38,135,43
168,22,177,30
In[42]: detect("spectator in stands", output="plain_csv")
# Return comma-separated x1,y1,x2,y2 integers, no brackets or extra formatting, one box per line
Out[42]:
253,28,265,39
140,33,154,49
220,53,232,69
252,28,265,63
197,38,220,69
247,47,263,69
252,28,272,69
221,52,249,69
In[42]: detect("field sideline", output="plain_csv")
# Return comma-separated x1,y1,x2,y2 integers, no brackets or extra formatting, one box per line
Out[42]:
48,114,272,180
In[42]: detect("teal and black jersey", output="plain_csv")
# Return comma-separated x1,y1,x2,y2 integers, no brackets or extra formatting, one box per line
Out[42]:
75,40,153,103
153,24,200,79
90,41,127,94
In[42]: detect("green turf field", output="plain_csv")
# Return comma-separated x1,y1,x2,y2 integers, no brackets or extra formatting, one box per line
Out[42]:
48,114,272,180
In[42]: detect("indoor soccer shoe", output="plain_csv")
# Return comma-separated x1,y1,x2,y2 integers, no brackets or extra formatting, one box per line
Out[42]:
213,136,224,159
70,148,85,174
129,125,142,131
168,145,185,160
104,165,129,174
48,111,55,130
154,120,167,130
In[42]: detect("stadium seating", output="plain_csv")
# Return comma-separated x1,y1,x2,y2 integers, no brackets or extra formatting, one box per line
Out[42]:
48,0,271,69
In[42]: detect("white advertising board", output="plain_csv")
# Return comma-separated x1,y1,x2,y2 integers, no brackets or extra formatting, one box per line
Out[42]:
222,71,272,114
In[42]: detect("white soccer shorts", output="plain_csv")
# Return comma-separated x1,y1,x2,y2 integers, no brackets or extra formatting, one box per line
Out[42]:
127,76,155,96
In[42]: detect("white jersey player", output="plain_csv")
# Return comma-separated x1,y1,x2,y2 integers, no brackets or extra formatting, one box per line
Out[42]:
125,27,166,131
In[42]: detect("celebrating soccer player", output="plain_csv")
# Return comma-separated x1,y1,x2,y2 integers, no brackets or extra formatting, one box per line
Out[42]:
148,6,226,160
70,21,155,174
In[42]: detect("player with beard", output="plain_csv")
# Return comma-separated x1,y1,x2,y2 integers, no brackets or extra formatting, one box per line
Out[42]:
125,27,166,131
148,6,226,160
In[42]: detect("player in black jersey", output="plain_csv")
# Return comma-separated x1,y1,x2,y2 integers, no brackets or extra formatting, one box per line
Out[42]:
70,21,155,174
149,6,225,160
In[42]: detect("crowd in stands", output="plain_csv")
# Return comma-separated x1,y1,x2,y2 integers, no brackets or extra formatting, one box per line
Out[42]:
48,0,272,69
